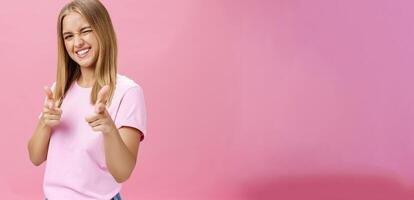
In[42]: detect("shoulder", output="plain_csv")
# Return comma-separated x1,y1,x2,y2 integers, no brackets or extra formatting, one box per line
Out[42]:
116,74,143,92
113,74,145,102
108,74,145,114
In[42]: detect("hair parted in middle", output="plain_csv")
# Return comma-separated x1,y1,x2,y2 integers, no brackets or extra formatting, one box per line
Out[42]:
54,0,117,107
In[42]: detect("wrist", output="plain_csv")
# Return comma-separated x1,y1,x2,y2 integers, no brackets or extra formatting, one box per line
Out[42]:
102,125,119,136
39,119,52,130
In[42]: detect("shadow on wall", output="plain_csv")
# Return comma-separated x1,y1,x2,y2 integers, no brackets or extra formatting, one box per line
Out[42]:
240,174,414,200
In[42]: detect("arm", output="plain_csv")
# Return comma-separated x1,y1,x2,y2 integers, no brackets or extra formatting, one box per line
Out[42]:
103,127,142,183
85,85,144,183
28,86,61,166
28,120,52,166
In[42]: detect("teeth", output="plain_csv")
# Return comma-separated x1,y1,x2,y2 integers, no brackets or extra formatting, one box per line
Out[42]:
77,48,90,55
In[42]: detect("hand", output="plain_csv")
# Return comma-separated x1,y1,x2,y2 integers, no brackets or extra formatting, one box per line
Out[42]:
41,86,62,128
85,85,117,134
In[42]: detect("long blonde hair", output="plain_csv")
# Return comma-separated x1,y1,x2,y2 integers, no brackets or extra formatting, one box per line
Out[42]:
54,0,117,106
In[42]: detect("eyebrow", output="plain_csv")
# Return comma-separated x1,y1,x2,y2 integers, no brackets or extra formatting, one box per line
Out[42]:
62,26,92,36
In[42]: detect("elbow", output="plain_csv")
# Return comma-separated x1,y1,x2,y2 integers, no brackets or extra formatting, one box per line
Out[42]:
27,142,45,166
114,177,127,183
31,159,44,166
109,158,137,183
111,167,134,183
113,172,132,183
29,155,45,166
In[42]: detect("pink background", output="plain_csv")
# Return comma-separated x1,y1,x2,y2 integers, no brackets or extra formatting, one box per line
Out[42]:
1,0,414,199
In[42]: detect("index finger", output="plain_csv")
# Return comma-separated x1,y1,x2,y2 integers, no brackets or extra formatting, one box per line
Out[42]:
44,86,54,101
96,85,110,105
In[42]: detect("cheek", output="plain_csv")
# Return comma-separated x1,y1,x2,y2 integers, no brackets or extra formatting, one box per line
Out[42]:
87,34,99,49
64,41,73,54
86,36,100,58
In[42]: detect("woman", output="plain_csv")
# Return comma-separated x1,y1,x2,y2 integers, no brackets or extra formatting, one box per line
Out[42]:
27,0,147,199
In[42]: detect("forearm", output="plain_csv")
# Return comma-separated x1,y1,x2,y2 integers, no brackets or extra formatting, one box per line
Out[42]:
28,120,52,166
103,130,136,183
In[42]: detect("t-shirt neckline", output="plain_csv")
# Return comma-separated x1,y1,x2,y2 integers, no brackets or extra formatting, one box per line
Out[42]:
75,80,93,89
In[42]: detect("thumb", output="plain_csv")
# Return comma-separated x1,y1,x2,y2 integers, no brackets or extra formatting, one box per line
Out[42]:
96,85,110,105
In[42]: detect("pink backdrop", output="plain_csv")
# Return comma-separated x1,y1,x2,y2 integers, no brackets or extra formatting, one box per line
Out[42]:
1,0,414,199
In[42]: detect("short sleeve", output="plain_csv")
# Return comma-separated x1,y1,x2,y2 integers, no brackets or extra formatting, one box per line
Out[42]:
114,86,147,141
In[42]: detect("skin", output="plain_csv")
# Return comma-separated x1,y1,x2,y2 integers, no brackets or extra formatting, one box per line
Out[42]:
27,12,142,183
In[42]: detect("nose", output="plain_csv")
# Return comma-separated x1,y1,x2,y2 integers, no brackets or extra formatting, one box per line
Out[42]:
74,35,84,48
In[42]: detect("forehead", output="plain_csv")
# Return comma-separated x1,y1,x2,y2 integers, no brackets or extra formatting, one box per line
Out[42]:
62,12,90,32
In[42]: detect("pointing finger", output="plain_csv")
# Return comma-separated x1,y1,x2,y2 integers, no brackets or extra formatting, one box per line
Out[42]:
44,86,55,109
96,85,110,105
44,86,54,101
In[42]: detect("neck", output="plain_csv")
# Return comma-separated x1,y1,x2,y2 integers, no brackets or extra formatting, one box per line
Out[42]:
78,67,95,88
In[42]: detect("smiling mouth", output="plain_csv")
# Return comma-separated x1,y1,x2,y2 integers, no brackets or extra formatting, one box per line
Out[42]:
76,48,91,58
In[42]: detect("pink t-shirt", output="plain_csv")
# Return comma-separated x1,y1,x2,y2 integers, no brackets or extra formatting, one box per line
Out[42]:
43,74,147,200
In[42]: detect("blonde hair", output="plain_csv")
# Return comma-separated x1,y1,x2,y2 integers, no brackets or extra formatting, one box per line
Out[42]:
54,0,117,106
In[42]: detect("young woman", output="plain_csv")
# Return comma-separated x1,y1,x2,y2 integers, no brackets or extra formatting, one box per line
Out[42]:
27,0,147,199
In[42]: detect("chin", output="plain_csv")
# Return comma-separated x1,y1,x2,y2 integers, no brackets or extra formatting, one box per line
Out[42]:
77,58,96,68
79,63,95,68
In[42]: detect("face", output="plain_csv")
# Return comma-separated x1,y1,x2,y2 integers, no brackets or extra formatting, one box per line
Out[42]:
62,12,99,68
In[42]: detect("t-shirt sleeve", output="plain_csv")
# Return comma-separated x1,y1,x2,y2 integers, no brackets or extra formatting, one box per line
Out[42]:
114,86,147,141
